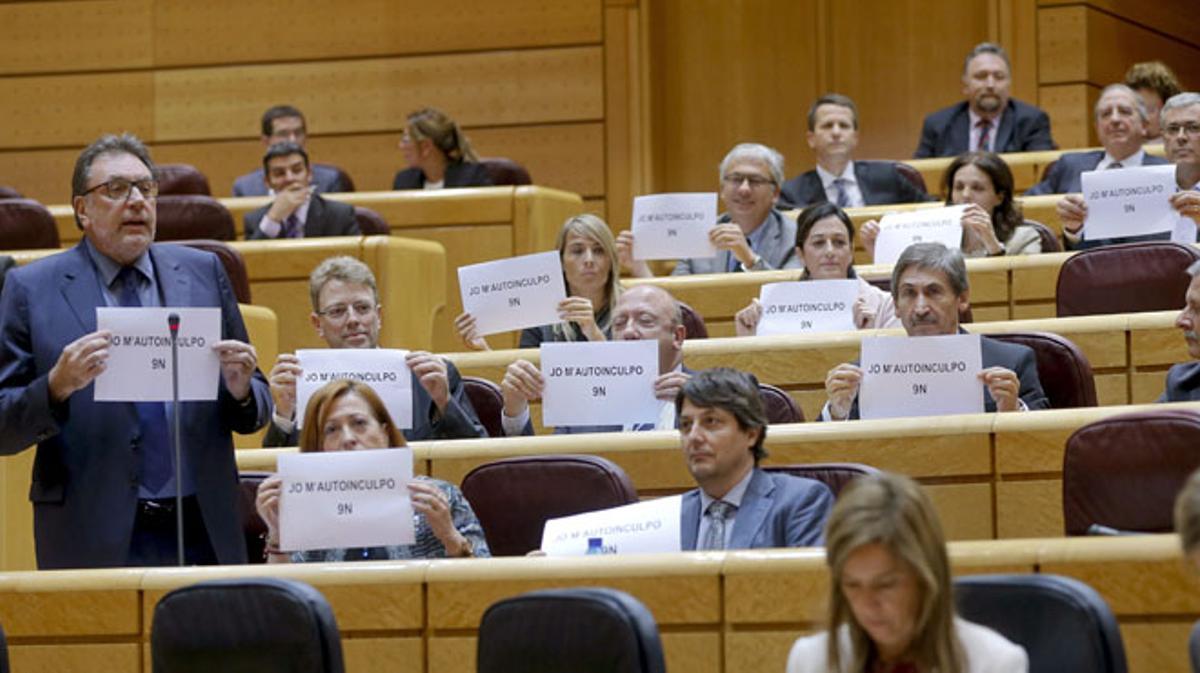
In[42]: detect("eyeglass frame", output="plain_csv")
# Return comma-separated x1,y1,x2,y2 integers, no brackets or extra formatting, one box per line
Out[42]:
79,177,160,201
721,173,777,189
1163,122,1200,139
315,301,379,321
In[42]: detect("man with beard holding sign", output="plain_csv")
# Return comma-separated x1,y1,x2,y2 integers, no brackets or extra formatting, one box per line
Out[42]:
821,243,1049,421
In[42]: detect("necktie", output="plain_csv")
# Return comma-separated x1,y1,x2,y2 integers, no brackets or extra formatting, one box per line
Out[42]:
832,178,850,208
1108,162,1123,169
283,213,302,238
976,120,992,152
115,267,173,492
700,500,735,550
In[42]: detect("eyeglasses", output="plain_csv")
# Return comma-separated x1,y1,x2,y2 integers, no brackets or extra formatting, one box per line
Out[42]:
722,173,775,189
81,178,159,201
316,301,377,321
1163,123,1200,138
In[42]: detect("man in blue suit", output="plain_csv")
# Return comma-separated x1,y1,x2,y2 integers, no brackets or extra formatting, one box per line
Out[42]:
1159,260,1200,403
913,43,1055,158
231,105,353,197
1027,84,1168,197
677,367,832,550
0,134,271,569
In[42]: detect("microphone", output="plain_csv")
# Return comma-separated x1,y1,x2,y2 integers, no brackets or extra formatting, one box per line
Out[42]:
167,313,184,566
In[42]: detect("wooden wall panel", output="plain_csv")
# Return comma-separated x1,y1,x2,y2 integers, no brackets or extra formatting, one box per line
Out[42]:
0,1,152,75
1039,0,1200,50
0,73,155,149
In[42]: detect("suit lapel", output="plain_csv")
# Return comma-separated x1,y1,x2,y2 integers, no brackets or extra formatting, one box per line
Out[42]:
59,245,103,334
304,195,325,237
804,172,827,203
729,469,773,548
150,245,191,307
951,106,972,154
680,489,701,550
993,102,1017,153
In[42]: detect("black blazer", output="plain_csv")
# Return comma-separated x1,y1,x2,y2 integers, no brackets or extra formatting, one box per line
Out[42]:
392,162,493,190
914,99,1055,159
242,193,360,240
1159,361,1200,402
1025,150,1169,196
778,160,932,209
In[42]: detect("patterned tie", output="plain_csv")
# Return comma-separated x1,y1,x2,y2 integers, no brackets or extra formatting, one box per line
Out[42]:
114,266,173,492
700,500,735,550
832,178,850,208
283,213,302,238
976,120,992,152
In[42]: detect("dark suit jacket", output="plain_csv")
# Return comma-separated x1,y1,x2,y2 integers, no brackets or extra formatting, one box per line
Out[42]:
842,334,1050,420
680,469,832,550
913,99,1056,159
779,161,932,209
262,359,486,446
232,163,351,197
1159,361,1200,402
392,162,493,190
1026,150,1169,196
0,242,271,568
243,193,360,241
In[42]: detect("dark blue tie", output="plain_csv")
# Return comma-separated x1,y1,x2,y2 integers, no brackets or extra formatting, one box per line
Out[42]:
115,266,173,492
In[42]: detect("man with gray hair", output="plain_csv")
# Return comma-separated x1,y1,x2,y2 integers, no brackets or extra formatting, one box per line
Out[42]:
1058,91,1200,248
914,42,1055,158
617,142,801,277
1027,84,1168,197
822,242,1048,420
1159,260,1200,402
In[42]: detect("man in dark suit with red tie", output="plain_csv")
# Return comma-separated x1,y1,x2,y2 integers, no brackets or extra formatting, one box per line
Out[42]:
913,43,1056,159
242,142,359,241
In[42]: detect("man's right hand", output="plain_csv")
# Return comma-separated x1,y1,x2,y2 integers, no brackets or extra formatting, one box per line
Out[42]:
48,330,113,403
860,220,880,259
1057,194,1088,235
824,363,863,421
265,183,311,223
734,299,763,336
268,354,302,421
501,358,544,417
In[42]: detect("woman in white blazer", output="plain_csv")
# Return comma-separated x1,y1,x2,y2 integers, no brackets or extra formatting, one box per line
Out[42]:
785,472,1028,673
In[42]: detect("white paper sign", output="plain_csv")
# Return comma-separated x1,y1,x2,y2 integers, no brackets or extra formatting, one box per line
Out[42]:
457,251,567,336
1081,164,1178,241
756,280,859,335
277,448,415,552
859,333,984,419
540,340,659,427
873,205,966,265
95,307,221,402
631,192,719,260
295,349,412,430
541,495,683,556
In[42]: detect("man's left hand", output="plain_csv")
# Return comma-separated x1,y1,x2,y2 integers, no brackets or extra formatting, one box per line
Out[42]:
213,339,258,402
708,223,756,267
978,366,1021,412
654,370,691,402
407,351,450,412
1170,190,1200,226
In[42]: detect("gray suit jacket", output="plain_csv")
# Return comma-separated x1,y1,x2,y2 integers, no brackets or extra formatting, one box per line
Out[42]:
243,193,360,240
232,163,351,197
680,469,832,550
671,210,801,276
1159,361,1200,402
779,161,932,209
1026,150,1169,196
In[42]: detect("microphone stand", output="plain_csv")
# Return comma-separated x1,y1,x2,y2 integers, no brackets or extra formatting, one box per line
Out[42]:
167,313,184,566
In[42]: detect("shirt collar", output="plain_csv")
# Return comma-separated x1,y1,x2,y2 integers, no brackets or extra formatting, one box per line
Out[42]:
1098,148,1145,169
699,465,755,512
815,161,856,190
968,108,1004,133
83,237,153,288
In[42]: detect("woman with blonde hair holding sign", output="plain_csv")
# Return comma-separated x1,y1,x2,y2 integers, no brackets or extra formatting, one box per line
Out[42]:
255,379,490,563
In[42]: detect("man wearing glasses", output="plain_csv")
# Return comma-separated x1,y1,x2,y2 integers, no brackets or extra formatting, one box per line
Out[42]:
0,134,271,569
1057,91,1200,248
617,143,802,277
262,256,485,446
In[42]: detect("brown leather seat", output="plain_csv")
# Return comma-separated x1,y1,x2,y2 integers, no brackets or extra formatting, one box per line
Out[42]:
0,185,21,199
678,301,708,339
479,157,532,186
1062,409,1200,535
461,455,638,556
762,462,882,497
986,331,1096,408
0,198,60,249
894,162,929,195
155,195,236,241
462,376,504,438
167,239,252,303
155,163,212,196
758,382,803,423
353,206,390,235
322,163,355,193
238,471,271,564
1056,241,1200,317
1025,219,1062,253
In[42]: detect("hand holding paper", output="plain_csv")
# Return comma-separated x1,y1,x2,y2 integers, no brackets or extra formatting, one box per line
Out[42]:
978,366,1020,412
49,330,112,403
824,363,863,421
268,353,302,420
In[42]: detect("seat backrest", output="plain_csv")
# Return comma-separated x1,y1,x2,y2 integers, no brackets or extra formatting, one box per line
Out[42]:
678,301,708,339
1025,218,1063,253
762,463,881,497
0,198,60,249
758,382,802,423
479,157,532,186
155,163,212,196
353,206,390,235
167,239,252,303
155,195,236,241
461,455,638,556
238,471,271,564
151,577,345,673
0,186,21,199
894,161,928,195
462,376,504,438
955,574,1127,673
986,331,1097,408
1056,241,1200,317
318,163,355,193
1063,409,1200,535
478,587,665,673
